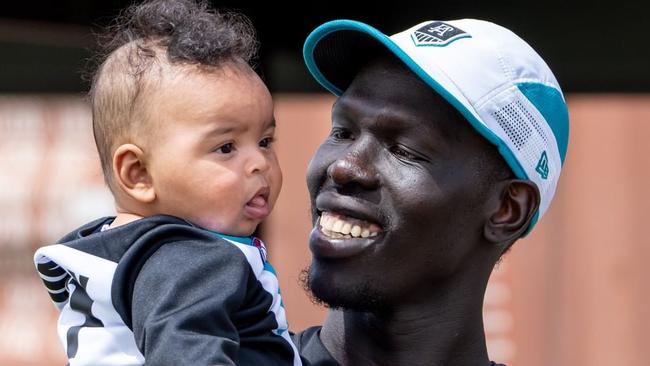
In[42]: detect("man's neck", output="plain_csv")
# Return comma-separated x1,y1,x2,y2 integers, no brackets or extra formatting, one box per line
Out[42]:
319,275,492,366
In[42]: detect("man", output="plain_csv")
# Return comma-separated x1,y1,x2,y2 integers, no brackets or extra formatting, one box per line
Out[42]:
292,19,569,366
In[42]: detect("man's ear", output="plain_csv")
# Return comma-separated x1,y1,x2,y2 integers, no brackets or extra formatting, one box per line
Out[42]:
112,144,156,204
484,180,540,244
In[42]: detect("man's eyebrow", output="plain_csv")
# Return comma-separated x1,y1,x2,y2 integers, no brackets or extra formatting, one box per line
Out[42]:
332,98,351,115
373,112,411,131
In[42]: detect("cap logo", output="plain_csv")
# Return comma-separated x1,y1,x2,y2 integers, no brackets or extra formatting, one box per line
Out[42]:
411,21,471,47
536,151,549,179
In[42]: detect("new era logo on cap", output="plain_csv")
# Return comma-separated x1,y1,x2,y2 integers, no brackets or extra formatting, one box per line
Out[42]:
536,151,549,180
411,21,471,46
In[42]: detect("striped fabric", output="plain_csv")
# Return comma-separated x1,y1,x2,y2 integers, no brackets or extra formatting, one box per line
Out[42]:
36,259,69,307
33,215,301,366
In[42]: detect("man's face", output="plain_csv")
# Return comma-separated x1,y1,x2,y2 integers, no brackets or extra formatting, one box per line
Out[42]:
305,57,499,311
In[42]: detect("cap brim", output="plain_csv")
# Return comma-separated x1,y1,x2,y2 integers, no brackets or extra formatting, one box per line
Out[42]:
304,20,391,96
303,20,488,145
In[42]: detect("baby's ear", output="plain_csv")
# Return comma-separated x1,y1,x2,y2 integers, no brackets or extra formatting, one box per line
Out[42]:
112,144,156,203
484,180,540,245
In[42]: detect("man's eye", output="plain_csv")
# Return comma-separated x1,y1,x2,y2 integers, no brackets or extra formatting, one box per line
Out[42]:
259,137,274,148
330,128,353,140
390,145,420,161
216,143,234,154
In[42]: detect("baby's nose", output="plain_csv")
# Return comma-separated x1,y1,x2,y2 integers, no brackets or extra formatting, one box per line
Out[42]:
246,148,271,174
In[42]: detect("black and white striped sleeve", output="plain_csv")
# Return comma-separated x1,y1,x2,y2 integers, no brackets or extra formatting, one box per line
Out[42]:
35,259,70,307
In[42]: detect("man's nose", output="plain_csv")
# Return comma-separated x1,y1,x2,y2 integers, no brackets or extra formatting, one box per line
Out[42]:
327,145,379,190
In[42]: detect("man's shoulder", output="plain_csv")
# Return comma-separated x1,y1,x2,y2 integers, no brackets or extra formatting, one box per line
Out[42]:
291,325,321,350
291,327,508,366
292,326,339,366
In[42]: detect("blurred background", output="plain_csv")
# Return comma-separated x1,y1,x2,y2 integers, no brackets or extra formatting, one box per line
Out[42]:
1,1,649,365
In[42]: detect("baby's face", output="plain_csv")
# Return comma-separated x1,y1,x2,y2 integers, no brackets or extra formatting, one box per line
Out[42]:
144,64,281,235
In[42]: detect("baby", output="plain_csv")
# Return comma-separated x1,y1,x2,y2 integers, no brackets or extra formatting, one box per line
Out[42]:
33,1,300,365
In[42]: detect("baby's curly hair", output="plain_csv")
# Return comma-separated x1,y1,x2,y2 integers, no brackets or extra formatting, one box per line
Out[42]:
90,0,259,190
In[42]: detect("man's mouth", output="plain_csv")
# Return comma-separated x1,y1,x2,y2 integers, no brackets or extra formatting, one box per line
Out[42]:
318,211,381,239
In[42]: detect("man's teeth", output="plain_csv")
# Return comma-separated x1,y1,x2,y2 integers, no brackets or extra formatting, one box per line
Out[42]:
318,212,379,239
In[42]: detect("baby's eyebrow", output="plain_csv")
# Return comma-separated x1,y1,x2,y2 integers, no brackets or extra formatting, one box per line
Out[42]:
204,118,276,137
205,125,239,136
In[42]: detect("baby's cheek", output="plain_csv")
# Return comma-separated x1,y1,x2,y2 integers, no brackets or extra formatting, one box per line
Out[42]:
270,182,282,207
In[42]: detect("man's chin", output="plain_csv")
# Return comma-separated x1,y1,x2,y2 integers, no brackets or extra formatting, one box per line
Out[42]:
300,265,388,314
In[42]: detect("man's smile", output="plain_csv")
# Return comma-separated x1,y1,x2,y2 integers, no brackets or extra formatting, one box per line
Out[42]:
318,211,380,239
309,192,386,259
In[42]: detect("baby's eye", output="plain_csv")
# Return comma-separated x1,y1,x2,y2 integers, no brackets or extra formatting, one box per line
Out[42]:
259,137,274,148
216,143,234,154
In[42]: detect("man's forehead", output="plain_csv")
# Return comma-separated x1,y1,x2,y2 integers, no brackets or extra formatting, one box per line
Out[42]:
340,60,463,127
334,95,460,157
353,54,421,86
345,56,452,111
337,69,489,157
333,96,422,130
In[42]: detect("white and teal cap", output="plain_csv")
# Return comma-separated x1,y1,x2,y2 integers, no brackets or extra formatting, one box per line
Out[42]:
303,19,569,230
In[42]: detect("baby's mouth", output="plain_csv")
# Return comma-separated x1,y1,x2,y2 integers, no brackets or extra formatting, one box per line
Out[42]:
318,211,381,239
247,195,267,208
244,187,270,220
